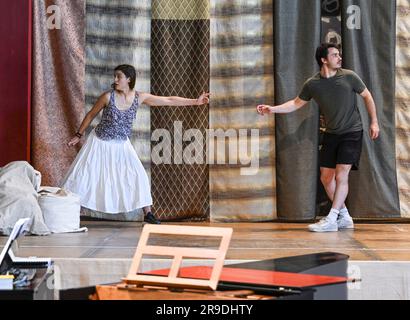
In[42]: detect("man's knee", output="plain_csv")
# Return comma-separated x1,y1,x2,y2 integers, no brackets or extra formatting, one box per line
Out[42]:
335,165,352,184
320,169,335,186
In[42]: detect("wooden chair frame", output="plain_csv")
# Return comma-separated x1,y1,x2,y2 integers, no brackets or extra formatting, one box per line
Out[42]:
123,225,233,291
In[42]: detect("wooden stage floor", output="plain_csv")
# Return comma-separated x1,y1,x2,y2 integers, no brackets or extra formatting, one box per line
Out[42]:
7,221,410,261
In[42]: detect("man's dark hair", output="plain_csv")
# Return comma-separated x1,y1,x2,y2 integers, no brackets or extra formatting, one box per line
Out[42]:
315,43,341,67
113,64,137,89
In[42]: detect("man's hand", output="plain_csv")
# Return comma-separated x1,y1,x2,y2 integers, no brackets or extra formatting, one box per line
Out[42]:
369,122,380,140
360,89,379,140
256,105,272,115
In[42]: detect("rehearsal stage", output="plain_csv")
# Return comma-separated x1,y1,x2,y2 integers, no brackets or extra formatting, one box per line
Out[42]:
4,220,410,300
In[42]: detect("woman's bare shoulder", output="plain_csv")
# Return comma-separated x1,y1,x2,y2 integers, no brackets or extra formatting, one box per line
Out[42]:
98,91,112,104
101,90,112,99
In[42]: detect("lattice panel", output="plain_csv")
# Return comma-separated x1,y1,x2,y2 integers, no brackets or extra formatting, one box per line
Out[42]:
151,18,210,221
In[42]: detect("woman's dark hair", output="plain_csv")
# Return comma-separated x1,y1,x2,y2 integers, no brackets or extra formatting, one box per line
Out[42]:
113,64,136,89
315,43,341,67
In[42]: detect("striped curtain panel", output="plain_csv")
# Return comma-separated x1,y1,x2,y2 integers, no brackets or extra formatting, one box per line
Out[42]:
150,0,210,220
396,0,410,217
32,0,86,187
83,0,151,220
209,0,276,221
341,0,400,217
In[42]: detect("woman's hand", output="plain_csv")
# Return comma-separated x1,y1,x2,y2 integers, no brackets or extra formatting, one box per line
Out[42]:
196,92,210,105
68,136,81,146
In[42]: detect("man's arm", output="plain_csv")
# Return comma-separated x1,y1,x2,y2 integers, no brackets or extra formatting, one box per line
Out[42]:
360,89,379,140
256,97,309,115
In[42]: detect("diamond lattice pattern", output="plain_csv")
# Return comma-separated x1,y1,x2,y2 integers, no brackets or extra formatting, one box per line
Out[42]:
151,19,210,221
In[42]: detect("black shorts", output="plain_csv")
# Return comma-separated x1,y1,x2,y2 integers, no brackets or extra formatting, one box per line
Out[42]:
320,130,363,170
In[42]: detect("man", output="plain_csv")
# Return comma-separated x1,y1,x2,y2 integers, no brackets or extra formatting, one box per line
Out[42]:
256,43,379,232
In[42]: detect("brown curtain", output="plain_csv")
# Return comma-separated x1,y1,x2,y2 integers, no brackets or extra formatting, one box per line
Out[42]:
31,0,86,186
150,0,210,221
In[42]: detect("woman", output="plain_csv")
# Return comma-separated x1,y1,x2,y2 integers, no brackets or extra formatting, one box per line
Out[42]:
62,64,209,224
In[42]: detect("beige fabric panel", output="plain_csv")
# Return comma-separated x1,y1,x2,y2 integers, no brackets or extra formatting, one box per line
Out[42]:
396,0,410,217
210,0,275,222
210,167,275,193
211,198,276,222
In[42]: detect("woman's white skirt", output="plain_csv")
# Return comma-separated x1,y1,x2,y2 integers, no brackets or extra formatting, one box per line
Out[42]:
61,130,152,214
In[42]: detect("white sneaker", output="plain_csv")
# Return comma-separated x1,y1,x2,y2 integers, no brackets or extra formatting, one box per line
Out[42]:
308,217,338,232
337,215,354,230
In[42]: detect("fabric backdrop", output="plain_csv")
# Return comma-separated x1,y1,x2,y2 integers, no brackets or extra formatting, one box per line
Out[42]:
150,0,210,221
209,0,276,221
273,0,322,220
30,0,409,221
341,0,400,217
32,0,86,187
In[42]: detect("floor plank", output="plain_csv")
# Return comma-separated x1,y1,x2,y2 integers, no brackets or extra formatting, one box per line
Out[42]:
2,221,410,261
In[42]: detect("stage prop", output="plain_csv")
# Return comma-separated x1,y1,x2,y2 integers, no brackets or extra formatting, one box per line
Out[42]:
59,225,352,300
123,224,232,290
0,161,49,236
39,187,88,234
0,218,54,300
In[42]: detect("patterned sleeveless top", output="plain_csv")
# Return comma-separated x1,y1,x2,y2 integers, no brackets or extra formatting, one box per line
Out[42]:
95,90,139,141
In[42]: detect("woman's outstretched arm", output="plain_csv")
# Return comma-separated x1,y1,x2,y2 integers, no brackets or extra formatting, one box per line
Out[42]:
139,92,210,107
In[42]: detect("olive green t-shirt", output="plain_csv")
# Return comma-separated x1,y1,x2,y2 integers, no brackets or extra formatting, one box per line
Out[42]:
298,68,367,134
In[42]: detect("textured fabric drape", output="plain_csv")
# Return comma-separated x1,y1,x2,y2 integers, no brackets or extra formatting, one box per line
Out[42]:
395,0,410,217
273,0,322,220
209,0,275,221
32,0,86,187
341,0,400,218
81,0,151,221
150,0,210,221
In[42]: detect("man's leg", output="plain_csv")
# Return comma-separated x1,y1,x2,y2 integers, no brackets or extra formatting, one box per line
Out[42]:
308,167,339,232
309,165,352,232
320,167,347,208
319,166,353,230
333,164,352,210
329,164,354,229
